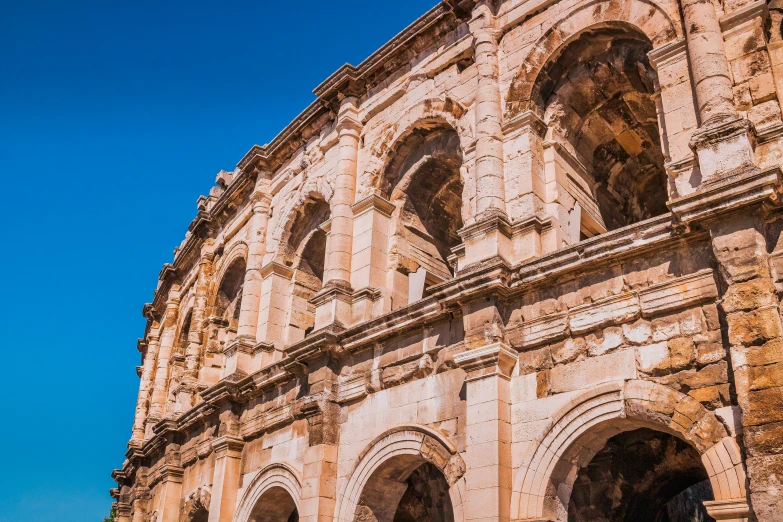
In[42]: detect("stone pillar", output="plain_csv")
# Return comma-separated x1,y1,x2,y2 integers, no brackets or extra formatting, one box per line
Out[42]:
130,485,150,522
471,3,507,219
709,211,783,521
157,443,184,522
454,343,515,522
314,96,361,329
324,96,361,287
682,0,737,122
208,435,245,522
256,261,294,364
682,0,756,181
148,288,181,424
131,328,160,442
349,194,394,322
176,241,215,412
115,501,132,522
237,183,271,343
225,183,271,375
297,354,340,522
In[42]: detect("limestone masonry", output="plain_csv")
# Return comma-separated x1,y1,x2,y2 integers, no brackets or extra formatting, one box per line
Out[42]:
113,1,783,521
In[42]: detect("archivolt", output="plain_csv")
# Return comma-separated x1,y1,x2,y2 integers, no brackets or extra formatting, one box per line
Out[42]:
504,0,680,117
363,97,472,194
233,462,302,522
213,241,248,289
511,380,748,521
334,424,467,522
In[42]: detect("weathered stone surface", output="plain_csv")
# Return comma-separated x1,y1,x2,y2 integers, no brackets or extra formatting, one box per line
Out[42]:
115,2,783,521
720,277,777,313
726,306,783,346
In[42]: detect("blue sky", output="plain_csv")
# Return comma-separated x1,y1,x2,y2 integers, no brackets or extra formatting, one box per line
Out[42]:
0,1,434,520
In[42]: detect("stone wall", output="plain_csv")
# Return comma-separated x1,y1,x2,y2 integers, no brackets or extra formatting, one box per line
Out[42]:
113,1,783,522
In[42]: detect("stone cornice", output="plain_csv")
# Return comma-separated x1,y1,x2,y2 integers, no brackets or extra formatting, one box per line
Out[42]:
719,0,767,32
647,38,686,71
453,342,517,379
352,193,395,217
668,166,783,224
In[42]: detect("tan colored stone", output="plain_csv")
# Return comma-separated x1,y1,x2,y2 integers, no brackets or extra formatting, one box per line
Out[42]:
668,337,696,370
720,277,776,314
727,307,783,346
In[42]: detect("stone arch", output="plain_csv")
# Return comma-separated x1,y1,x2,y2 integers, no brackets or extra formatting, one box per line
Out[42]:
504,0,680,118
213,242,249,293
335,425,466,522
273,187,331,268
364,97,473,193
234,463,302,522
512,380,748,521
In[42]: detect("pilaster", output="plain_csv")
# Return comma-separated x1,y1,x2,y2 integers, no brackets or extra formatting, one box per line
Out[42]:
349,194,394,323
454,343,516,522
208,435,245,522
148,287,181,424
708,209,783,521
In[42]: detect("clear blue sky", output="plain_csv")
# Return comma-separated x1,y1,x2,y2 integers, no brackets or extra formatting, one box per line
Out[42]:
0,1,434,520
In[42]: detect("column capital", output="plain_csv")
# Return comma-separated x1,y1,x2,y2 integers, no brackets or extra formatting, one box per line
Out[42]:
212,435,245,458
703,499,753,521
454,342,517,379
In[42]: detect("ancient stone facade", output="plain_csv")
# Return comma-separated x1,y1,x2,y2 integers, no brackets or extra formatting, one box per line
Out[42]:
113,1,783,521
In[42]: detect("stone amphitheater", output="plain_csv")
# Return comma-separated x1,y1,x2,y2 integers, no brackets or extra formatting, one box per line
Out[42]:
112,1,783,520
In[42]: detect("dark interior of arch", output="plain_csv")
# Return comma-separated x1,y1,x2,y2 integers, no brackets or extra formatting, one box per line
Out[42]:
176,311,192,352
537,27,668,231
216,258,246,327
286,196,331,264
248,486,299,522
567,428,714,522
355,459,453,522
382,125,464,275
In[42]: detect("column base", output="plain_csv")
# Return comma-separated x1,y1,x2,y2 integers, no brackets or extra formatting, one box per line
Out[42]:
458,211,552,270
312,281,353,330
222,336,255,378
690,115,756,184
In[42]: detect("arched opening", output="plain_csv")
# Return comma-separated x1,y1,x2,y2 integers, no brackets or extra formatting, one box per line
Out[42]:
567,428,714,522
354,456,454,522
248,486,299,522
535,26,668,238
284,195,330,342
175,310,192,355
213,257,246,347
382,124,464,305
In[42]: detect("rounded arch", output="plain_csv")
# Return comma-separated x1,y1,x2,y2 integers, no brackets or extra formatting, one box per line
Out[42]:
271,187,331,267
504,0,680,117
234,463,302,522
511,380,747,521
213,242,248,290
364,97,472,193
335,425,466,522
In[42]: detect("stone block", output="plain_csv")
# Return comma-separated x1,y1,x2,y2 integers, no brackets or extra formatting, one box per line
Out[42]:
720,278,776,314
668,337,696,370
622,319,652,345
639,269,718,317
726,306,783,346
551,337,586,365
696,340,727,367
568,293,640,334
636,342,670,375
586,327,623,357
652,316,681,342
688,384,730,410
745,386,783,426
549,349,636,394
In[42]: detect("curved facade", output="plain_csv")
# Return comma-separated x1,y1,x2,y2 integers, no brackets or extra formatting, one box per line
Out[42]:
113,1,783,521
